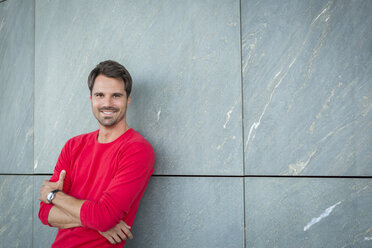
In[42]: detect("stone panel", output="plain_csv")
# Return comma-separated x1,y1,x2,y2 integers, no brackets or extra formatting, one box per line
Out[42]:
245,178,372,247
35,0,242,175
32,176,58,248
242,0,372,176
126,177,244,248
0,176,33,247
32,176,244,247
0,0,34,173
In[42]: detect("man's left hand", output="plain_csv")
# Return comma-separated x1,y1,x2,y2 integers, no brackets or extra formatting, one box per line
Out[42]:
99,220,133,245
39,170,66,204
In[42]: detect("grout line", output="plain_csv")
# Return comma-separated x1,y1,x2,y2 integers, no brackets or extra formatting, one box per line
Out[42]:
238,0,247,246
32,176,35,248
1,173,372,179
33,0,36,175
32,1,36,247
0,173,53,176
243,177,246,247
239,0,245,176
151,174,372,179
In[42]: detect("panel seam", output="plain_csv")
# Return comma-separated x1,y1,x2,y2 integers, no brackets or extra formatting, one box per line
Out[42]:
32,0,36,247
1,173,372,179
238,0,247,247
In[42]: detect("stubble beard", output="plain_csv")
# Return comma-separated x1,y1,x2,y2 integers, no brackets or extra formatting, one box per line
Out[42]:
94,108,126,127
97,117,117,127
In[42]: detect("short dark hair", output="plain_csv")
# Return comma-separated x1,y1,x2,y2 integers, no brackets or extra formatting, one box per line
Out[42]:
88,60,132,97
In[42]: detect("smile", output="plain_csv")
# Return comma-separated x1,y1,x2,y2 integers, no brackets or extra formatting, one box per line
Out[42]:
101,111,116,115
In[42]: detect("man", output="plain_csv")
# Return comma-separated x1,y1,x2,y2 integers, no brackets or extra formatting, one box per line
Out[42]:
38,60,154,247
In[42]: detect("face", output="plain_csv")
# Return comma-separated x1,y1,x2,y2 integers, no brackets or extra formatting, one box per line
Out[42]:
90,74,130,128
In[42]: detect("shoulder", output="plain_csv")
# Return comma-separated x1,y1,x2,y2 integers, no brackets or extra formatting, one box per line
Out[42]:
124,129,153,151
119,129,155,164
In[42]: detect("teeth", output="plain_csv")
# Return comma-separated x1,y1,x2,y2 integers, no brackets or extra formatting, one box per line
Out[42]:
103,111,114,114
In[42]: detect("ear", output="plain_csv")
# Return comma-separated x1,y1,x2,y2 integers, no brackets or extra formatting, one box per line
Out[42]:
127,95,131,107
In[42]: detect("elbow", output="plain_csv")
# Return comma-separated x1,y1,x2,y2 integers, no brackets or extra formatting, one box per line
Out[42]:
38,211,48,226
38,202,53,226
81,201,121,232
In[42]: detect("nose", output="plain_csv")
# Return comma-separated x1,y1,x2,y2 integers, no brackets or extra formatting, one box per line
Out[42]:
102,96,114,107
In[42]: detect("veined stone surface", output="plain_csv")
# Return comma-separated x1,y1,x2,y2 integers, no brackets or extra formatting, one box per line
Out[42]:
245,178,372,247
32,176,244,247
1,0,371,247
33,176,58,248
0,176,33,247
242,0,372,176
34,0,242,175
0,0,34,173
126,177,244,248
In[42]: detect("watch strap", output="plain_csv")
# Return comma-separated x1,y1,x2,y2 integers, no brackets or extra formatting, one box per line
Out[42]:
48,189,61,203
51,189,60,194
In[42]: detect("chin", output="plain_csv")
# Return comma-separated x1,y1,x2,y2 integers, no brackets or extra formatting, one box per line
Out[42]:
98,119,117,127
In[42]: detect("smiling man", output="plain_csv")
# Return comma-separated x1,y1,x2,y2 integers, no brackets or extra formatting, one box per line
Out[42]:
38,60,154,247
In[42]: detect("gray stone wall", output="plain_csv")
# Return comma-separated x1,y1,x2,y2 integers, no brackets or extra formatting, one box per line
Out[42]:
0,0,371,247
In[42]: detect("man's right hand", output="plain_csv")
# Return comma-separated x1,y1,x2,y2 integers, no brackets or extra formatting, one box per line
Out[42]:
39,170,66,204
98,220,133,245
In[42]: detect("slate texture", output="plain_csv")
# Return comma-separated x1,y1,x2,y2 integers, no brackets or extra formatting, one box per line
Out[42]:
0,0,34,173
34,0,243,175
0,176,33,248
32,176,58,248
242,0,372,176
245,177,372,247
32,176,244,248
126,177,244,248
1,1,371,248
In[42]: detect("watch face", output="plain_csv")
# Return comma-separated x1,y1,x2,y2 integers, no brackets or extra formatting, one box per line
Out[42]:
47,192,54,202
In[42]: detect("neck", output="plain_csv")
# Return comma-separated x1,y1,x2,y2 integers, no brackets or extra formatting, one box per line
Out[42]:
97,122,130,143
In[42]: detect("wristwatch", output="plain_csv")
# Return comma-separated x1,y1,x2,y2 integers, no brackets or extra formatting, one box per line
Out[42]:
47,189,60,203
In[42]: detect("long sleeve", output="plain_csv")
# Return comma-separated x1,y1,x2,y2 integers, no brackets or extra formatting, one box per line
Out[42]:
80,141,154,232
38,141,72,226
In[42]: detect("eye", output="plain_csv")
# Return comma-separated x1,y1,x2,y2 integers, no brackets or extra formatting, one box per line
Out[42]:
113,94,122,98
94,93,104,98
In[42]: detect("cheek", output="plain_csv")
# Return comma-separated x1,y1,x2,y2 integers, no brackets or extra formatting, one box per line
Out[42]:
114,100,126,108
91,100,100,108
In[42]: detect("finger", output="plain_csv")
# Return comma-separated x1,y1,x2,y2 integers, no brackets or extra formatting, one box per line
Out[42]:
107,236,116,245
122,221,131,229
118,220,133,239
112,234,122,243
124,229,133,240
110,224,127,241
58,170,66,183
115,228,127,241
98,231,116,244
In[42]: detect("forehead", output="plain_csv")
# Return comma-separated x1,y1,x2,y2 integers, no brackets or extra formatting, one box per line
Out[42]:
92,74,125,93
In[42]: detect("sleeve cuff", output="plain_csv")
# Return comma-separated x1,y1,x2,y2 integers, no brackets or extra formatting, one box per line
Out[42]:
39,203,54,227
80,200,89,228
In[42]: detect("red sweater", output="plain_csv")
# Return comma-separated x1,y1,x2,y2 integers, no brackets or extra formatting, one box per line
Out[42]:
39,129,154,247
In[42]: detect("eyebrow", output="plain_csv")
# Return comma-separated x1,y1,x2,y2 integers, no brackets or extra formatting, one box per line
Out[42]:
93,92,124,96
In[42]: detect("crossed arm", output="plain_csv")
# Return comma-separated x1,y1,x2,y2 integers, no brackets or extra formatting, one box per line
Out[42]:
39,170,133,245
